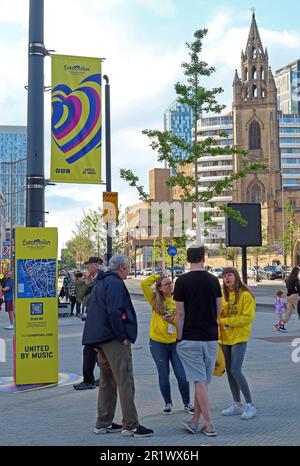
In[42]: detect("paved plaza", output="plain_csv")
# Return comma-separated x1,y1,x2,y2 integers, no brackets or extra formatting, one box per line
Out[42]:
0,280,299,446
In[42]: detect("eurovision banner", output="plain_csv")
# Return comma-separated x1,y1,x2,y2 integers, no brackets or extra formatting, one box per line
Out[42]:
50,54,102,184
14,227,58,385
2,241,11,259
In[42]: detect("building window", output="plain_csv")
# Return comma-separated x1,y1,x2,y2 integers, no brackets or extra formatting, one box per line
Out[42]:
249,121,261,149
252,47,257,59
252,84,258,98
252,66,257,79
260,67,265,80
250,184,262,203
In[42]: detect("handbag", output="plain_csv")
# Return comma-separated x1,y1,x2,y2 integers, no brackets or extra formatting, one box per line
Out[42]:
213,325,225,377
213,344,225,377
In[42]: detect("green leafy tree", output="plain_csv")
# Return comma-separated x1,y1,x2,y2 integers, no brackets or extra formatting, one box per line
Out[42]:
121,28,266,234
279,200,300,266
63,234,94,267
219,246,239,268
62,207,124,266
248,230,272,268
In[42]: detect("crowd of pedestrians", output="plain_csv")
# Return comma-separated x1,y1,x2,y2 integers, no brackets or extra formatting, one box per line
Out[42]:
0,270,14,329
6,243,300,439
76,245,258,438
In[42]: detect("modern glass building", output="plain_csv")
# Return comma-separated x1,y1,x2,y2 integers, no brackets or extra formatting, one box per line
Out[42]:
196,115,234,251
275,60,300,114
195,113,300,250
0,192,6,247
279,114,300,189
164,99,193,174
0,126,27,230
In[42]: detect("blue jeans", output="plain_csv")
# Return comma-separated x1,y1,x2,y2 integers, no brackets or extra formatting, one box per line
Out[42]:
149,338,190,406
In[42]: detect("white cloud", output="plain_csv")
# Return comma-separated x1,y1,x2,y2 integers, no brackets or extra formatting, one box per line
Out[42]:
200,9,300,110
2,3,300,253
0,0,28,24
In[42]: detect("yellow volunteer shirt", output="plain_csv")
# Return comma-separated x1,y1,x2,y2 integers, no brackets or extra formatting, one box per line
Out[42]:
141,274,177,343
219,290,256,345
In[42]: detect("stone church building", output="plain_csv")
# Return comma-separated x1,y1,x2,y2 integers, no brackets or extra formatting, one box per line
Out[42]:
232,12,284,244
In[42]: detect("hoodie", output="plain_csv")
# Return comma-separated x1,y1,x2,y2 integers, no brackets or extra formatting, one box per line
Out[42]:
82,271,137,346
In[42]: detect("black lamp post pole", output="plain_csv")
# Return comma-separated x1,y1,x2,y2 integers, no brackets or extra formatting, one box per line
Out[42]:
103,75,112,264
26,0,45,227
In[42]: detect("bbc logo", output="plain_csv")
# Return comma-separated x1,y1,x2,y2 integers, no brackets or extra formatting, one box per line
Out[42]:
56,169,70,174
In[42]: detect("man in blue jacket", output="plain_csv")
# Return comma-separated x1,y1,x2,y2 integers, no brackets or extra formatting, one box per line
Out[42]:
82,254,153,438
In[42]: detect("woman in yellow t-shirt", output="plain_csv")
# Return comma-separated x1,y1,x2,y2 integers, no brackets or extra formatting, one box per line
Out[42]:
219,267,256,420
141,274,193,415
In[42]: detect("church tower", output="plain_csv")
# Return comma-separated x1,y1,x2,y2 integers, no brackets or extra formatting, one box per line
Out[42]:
232,13,282,243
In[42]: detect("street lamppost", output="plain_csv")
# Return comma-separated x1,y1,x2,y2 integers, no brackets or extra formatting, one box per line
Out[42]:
134,225,139,277
281,170,286,276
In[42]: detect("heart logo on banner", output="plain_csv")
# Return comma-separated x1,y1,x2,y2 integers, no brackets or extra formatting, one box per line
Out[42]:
51,74,101,164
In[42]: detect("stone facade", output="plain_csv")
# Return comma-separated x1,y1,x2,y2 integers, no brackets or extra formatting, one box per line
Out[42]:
232,13,284,244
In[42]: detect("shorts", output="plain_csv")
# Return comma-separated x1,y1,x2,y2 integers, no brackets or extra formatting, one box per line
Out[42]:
5,301,13,313
176,340,218,384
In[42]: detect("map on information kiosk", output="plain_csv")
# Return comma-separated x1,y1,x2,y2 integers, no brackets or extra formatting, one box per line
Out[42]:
17,259,56,299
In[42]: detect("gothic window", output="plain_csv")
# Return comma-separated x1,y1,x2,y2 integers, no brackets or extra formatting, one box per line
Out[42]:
250,184,262,203
249,121,261,149
260,67,265,79
252,84,258,98
252,47,257,59
252,66,257,79
261,88,266,98
245,67,248,80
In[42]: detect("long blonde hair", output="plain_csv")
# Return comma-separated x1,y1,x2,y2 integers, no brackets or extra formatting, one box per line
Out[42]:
222,267,254,305
152,276,171,316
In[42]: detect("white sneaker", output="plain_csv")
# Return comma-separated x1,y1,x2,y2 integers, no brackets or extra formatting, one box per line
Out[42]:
221,403,244,416
162,403,172,415
241,403,256,420
4,324,14,330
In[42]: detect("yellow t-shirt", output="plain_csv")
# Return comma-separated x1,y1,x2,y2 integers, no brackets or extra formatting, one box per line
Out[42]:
141,274,176,343
219,290,256,345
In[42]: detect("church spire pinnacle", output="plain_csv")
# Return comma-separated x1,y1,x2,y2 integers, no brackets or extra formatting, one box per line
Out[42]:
245,10,265,61
237,13,270,103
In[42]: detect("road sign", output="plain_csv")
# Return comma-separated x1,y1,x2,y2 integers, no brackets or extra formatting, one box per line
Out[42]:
167,245,178,257
103,192,118,224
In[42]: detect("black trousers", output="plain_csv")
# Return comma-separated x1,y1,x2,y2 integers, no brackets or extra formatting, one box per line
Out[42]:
83,345,98,384
70,296,76,315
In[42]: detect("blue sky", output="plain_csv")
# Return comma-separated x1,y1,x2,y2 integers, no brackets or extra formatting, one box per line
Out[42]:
1,0,300,252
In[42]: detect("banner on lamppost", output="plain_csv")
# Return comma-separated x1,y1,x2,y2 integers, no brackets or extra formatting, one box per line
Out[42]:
2,241,11,259
50,54,102,184
14,227,58,385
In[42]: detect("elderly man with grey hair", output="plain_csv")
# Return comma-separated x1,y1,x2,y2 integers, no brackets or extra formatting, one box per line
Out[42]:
82,254,153,438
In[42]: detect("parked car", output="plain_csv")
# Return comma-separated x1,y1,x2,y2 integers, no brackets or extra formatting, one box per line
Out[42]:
247,266,257,279
258,265,282,280
168,266,184,277
209,267,224,278
278,265,292,278
143,268,153,276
